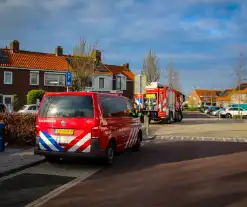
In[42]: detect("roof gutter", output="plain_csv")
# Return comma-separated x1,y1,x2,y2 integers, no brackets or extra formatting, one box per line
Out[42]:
0,66,67,73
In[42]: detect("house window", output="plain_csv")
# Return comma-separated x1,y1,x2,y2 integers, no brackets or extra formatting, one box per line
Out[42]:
99,77,104,88
4,71,13,84
44,73,65,86
30,71,39,85
116,76,121,89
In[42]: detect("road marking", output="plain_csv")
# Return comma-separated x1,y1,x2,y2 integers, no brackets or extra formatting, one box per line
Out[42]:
154,135,247,143
25,168,100,207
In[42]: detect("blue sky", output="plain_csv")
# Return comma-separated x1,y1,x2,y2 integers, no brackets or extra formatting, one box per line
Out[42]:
1,0,247,94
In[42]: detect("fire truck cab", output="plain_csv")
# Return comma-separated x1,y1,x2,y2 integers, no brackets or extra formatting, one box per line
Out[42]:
141,82,184,124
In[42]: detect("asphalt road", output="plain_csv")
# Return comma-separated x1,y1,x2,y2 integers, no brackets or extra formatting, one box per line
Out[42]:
41,140,247,207
183,111,210,119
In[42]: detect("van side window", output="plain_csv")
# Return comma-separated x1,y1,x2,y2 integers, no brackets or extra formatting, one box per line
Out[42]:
100,96,111,117
110,97,128,117
100,96,129,117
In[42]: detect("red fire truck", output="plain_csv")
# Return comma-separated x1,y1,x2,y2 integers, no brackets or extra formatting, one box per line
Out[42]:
138,82,185,124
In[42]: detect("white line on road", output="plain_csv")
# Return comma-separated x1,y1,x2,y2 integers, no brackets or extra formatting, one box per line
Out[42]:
25,168,100,207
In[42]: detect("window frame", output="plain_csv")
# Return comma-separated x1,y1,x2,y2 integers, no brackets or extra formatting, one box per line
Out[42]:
44,72,65,87
116,76,121,90
99,77,104,89
4,71,13,85
30,71,39,86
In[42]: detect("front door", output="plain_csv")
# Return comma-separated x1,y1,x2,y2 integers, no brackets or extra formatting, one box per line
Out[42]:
3,95,13,110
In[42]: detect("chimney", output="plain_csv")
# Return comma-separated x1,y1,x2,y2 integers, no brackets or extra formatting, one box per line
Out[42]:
122,63,129,70
55,46,63,56
95,50,101,66
10,40,20,53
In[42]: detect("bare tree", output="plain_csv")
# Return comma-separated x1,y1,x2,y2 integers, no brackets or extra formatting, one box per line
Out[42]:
233,52,245,116
143,49,161,83
69,39,99,91
167,58,181,91
167,58,173,87
172,71,181,91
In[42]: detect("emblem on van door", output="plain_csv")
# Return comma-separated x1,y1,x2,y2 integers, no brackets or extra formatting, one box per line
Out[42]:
61,120,66,126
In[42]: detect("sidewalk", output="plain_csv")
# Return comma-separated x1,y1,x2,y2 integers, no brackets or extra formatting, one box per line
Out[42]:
0,147,44,178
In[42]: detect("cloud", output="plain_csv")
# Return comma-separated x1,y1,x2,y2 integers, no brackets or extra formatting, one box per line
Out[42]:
157,53,213,60
0,0,247,94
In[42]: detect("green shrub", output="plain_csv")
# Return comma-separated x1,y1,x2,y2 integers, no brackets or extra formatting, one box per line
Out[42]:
183,103,188,108
27,89,46,104
232,115,243,119
184,107,201,111
12,94,20,111
0,113,36,146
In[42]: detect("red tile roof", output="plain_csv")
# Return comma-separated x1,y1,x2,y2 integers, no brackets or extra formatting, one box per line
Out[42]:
0,48,135,79
104,64,134,80
194,89,220,101
0,49,69,71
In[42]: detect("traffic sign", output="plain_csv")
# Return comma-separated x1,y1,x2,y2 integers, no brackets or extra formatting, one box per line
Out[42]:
66,72,72,86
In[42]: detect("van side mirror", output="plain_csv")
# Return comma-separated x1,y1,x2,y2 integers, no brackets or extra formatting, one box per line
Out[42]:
129,110,139,118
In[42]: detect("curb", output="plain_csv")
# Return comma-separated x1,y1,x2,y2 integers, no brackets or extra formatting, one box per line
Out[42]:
154,135,247,143
143,135,156,141
0,158,45,179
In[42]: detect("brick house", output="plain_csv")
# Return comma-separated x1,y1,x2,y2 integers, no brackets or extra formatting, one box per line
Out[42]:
0,40,135,109
215,88,234,106
229,83,247,105
188,89,222,107
0,40,69,109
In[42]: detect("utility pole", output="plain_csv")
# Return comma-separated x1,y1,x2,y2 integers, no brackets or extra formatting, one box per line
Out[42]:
139,74,142,112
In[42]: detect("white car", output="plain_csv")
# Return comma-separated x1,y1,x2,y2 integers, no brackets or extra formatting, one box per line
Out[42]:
18,104,39,114
220,107,247,118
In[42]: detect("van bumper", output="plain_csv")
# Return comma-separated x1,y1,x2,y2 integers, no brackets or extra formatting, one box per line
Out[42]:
34,139,105,158
34,149,105,158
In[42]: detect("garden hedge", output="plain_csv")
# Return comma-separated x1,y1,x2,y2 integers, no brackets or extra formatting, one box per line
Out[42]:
0,113,36,146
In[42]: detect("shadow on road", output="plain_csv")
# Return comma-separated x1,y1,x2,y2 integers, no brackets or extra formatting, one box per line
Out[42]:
45,141,247,207
181,192,247,207
150,118,243,126
86,141,247,180
183,112,211,119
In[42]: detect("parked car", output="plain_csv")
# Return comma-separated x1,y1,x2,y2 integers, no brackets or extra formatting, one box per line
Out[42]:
211,108,225,116
204,106,219,114
220,107,247,118
18,104,39,114
34,92,142,165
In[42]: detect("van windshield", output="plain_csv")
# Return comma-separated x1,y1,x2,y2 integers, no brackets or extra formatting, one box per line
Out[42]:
39,95,94,118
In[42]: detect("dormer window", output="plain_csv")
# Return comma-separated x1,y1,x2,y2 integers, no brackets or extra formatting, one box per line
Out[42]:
115,75,126,90
116,76,121,89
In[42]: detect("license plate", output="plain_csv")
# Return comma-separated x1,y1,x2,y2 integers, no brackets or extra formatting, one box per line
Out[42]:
55,129,74,135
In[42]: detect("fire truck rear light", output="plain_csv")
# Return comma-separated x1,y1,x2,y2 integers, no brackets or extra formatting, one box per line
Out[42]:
91,126,100,139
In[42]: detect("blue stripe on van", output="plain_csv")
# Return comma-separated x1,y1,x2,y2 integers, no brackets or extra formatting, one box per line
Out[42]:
39,138,52,152
42,131,65,152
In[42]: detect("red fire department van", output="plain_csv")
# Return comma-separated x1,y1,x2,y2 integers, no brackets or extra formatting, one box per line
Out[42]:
34,92,142,165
